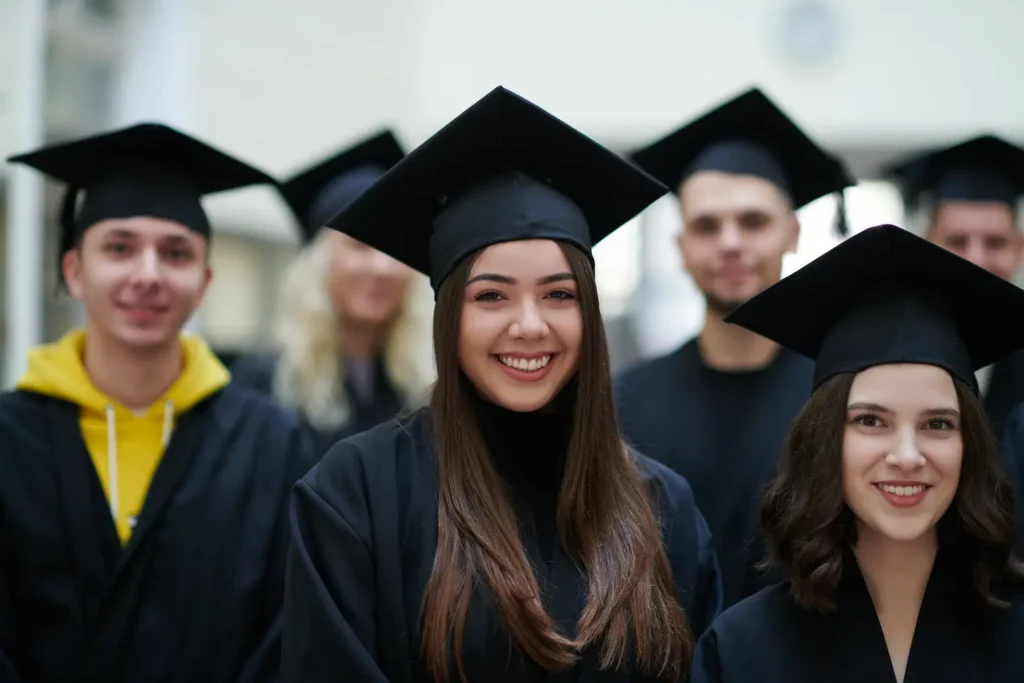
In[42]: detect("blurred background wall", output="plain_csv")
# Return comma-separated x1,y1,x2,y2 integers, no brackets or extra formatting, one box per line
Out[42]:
1,0,1022,384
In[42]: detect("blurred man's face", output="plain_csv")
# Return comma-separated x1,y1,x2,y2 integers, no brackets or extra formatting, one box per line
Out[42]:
929,201,1022,281
63,217,211,352
678,171,800,316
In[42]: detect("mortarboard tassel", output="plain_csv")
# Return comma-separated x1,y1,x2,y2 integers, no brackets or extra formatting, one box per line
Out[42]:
834,189,849,237
58,185,81,256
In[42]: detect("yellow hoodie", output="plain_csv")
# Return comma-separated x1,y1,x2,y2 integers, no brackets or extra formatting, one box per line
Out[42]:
16,329,230,544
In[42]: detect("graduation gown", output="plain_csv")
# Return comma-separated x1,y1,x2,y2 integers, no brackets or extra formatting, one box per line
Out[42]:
998,404,1024,554
230,352,403,457
0,385,315,683
690,551,1024,683
985,349,1024,436
615,339,813,607
282,401,723,682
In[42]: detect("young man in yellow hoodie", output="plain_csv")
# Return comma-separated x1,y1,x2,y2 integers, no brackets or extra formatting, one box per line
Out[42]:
2,123,314,683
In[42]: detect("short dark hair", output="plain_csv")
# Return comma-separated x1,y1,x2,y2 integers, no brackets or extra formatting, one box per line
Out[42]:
760,371,1024,613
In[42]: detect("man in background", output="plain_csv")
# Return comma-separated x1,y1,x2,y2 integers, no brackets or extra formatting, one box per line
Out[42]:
886,135,1024,434
617,87,854,608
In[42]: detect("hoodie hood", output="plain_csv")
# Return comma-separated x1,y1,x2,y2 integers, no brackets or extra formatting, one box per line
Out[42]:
17,328,229,417
15,329,230,545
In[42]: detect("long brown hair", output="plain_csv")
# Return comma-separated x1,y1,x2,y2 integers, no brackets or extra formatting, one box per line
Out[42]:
761,371,1024,613
420,242,691,683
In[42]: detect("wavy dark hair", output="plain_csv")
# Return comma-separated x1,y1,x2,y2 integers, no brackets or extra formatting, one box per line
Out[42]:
420,242,691,683
760,371,1024,613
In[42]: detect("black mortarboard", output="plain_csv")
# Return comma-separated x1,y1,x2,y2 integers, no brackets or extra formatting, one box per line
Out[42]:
725,224,1024,393
279,129,406,243
630,87,855,235
884,135,1024,217
324,86,668,291
8,122,274,260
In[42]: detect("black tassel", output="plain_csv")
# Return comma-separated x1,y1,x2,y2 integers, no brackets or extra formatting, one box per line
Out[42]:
834,189,849,237
59,185,81,254
56,185,82,290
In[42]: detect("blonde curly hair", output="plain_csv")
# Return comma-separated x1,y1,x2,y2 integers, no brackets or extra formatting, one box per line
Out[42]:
271,230,435,431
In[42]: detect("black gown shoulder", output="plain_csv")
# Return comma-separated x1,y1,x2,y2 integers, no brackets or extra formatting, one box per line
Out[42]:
631,451,724,635
230,352,406,458
985,349,1024,436
283,408,723,682
229,352,278,396
999,404,1024,554
615,339,813,607
690,565,1024,683
0,384,315,683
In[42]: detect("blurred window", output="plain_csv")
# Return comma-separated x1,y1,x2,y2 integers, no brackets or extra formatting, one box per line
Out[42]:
593,215,641,318
45,0,123,137
785,179,904,274
41,0,126,339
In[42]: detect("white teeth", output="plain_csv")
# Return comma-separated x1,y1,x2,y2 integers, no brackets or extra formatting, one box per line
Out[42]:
498,355,551,372
879,484,926,497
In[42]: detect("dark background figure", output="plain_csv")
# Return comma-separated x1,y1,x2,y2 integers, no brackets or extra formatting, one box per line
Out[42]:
885,135,1024,436
616,87,855,608
230,130,434,456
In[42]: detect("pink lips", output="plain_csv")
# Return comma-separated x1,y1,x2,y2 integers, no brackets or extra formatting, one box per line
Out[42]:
119,304,168,323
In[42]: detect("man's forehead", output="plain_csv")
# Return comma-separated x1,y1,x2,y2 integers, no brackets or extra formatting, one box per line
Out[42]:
90,217,205,240
680,170,792,217
932,200,1017,234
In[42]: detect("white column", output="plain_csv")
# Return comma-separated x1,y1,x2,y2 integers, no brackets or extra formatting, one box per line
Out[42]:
630,196,704,359
113,0,193,127
3,0,47,387
114,0,203,334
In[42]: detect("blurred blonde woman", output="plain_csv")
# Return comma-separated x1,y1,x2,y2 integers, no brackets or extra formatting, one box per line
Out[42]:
232,130,433,455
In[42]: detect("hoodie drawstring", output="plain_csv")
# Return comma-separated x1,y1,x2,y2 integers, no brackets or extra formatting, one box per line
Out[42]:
105,405,117,522
104,400,175,524
162,400,174,449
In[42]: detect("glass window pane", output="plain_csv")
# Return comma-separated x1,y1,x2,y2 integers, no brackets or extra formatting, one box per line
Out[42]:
593,216,641,317
44,43,116,134
83,0,119,20
786,180,904,275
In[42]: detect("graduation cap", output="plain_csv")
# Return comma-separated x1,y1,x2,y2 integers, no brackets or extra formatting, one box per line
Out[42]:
323,86,669,291
279,129,406,243
725,224,1024,393
884,134,1024,218
630,87,856,236
7,122,274,263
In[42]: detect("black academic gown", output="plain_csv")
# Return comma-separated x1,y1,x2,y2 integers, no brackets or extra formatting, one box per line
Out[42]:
230,353,404,457
282,397,723,682
615,339,813,607
999,405,1024,554
0,385,315,683
689,550,1024,683
985,349,1024,436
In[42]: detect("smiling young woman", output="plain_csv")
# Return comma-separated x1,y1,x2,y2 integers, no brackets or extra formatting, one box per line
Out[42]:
455,240,583,412
281,87,724,683
689,225,1024,683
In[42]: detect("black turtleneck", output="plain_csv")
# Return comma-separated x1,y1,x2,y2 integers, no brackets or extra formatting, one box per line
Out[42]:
468,378,576,563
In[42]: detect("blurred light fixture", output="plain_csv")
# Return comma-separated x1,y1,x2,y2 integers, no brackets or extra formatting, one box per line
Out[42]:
778,1,838,62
